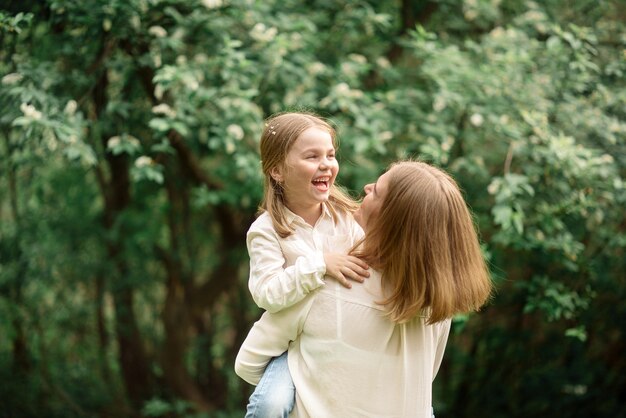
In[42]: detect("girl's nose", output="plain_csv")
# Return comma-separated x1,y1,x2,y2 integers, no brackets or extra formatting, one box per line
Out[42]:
364,183,373,194
319,157,332,169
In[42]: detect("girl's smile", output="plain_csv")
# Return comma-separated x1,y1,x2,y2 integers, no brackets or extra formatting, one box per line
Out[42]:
312,176,330,192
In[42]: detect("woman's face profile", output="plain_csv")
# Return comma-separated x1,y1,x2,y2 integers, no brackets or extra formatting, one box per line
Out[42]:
354,169,391,231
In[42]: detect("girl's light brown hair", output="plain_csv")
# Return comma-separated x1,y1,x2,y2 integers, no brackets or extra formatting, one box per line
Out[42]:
258,112,357,237
353,161,492,324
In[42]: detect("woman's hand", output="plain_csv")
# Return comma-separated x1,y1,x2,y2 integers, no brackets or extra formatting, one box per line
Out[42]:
323,253,370,288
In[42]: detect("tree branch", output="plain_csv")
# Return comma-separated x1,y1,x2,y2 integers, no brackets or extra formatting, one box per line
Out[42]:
167,130,223,190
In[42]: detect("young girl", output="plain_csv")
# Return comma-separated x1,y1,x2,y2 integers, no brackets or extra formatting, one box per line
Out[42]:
235,160,493,417
244,112,369,417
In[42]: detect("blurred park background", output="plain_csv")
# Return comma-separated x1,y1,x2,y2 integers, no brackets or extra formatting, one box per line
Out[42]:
1,0,625,417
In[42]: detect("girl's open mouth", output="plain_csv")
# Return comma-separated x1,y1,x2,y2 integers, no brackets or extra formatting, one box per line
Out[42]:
312,177,330,192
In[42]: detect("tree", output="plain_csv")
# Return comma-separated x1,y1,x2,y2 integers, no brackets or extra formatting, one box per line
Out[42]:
0,0,624,417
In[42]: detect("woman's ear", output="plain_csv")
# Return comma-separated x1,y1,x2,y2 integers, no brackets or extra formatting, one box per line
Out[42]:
270,166,283,183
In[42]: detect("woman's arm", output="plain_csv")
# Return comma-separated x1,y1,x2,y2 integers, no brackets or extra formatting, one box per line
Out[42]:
432,319,452,379
235,293,316,385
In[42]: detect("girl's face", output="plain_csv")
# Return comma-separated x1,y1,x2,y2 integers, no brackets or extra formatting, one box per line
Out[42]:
354,169,391,231
272,127,339,213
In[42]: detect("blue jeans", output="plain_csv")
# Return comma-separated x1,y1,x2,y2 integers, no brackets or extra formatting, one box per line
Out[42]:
245,351,295,418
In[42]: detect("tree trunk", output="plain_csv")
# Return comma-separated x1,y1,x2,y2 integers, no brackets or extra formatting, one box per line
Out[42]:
5,143,31,374
92,58,154,408
103,148,154,407
95,274,112,387
387,0,438,62
161,264,213,411
157,172,213,411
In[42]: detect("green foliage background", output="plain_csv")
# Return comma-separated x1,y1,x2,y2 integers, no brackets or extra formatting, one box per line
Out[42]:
1,0,624,417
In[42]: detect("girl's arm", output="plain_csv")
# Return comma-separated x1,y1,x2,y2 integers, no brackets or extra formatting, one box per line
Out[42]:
247,226,326,313
235,293,315,385
322,218,369,288
322,252,369,288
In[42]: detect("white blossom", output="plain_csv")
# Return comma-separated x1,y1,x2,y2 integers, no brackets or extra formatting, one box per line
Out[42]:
433,96,446,112
201,0,223,9
20,103,42,120
341,62,357,78
155,85,164,100
149,26,167,38
194,53,209,64
153,53,162,68
470,113,484,127
131,15,141,30
152,103,176,117
601,154,614,164
335,82,350,94
64,100,78,115
182,74,199,90
487,180,499,195
307,62,326,75
126,135,140,148
380,131,393,142
135,156,153,168
490,27,506,39
250,23,277,43
227,124,244,140
107,136,121,149
289,32,303,45
376,57,391,69
464,10,478,21
46,135,58,151
2,73,23,85
185,79,199,90
348,54,367,64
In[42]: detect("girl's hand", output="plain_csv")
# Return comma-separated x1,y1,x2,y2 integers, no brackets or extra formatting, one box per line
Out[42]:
323,253,370,288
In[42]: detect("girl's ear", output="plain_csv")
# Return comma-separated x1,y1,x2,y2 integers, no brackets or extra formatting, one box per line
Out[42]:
270,166,283,183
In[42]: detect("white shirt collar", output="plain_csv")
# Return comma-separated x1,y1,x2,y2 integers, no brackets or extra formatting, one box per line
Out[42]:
284,202,333,227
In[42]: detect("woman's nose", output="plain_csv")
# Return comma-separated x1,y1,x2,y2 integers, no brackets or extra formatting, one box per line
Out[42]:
364,183,373,194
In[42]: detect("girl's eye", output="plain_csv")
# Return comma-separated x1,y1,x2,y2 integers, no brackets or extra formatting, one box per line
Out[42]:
328,154,335,159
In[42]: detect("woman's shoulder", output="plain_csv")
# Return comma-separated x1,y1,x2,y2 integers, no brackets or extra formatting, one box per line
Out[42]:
320,270,386,311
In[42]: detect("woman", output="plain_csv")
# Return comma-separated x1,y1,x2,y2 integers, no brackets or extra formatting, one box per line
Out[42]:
235,160,492,418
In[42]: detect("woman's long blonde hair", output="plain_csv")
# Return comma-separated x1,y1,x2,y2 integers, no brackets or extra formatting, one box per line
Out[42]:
258,112,357,238
353,161,492,324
